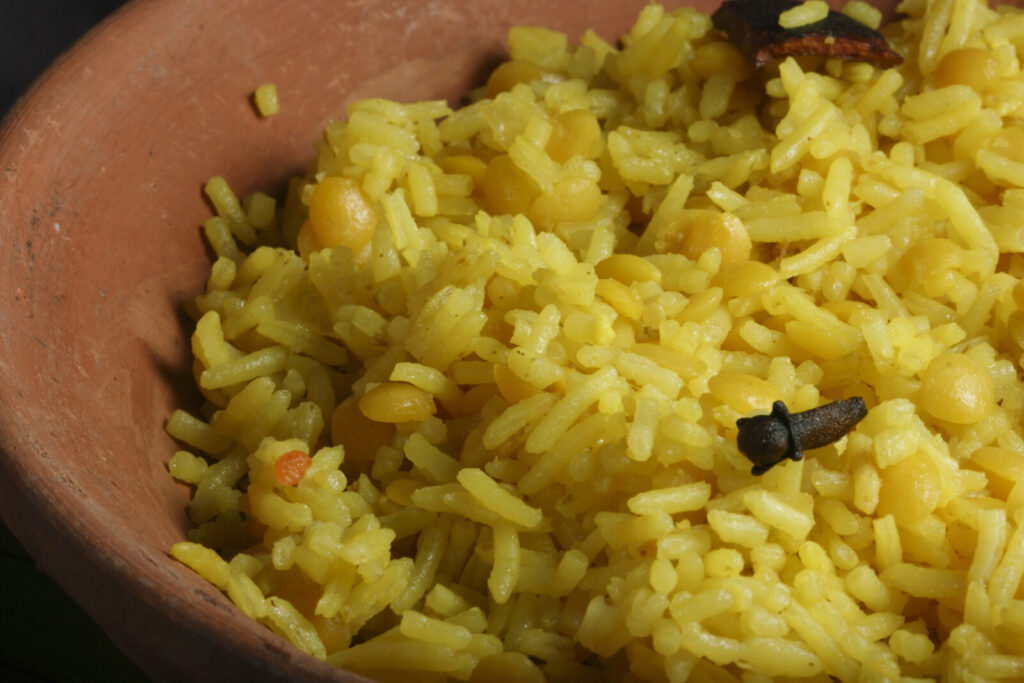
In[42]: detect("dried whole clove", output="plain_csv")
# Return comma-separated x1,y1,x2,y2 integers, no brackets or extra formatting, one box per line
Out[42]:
712,0,903,69
736,397,867,475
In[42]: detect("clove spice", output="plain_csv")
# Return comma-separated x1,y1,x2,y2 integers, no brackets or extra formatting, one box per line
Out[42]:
736,397,867,475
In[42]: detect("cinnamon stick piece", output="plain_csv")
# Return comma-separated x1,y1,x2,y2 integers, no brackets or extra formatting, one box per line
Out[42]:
712,0,903,68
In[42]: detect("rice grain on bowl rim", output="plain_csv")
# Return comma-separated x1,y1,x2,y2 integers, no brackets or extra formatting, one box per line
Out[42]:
166,0,1024,680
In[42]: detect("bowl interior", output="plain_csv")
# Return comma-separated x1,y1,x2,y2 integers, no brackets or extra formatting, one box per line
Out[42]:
0,0,711,678
0,0,897,679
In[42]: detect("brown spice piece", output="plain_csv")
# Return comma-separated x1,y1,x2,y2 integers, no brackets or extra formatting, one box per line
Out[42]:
736,397,867,475
712,0,903,69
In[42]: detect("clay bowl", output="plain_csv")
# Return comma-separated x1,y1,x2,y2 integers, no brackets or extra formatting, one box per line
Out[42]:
0,0,900,680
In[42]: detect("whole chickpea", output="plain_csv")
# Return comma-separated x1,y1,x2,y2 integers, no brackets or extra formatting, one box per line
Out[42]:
919,352,994,424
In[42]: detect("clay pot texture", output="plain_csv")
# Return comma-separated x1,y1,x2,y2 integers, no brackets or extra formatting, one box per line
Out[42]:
0,1,896,680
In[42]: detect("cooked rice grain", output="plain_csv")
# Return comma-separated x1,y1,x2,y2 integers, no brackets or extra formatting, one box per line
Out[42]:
169,1,1024,680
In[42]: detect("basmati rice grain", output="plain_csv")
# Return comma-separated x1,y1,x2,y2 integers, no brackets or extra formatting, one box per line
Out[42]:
167,2,1024,679
253,83,279,117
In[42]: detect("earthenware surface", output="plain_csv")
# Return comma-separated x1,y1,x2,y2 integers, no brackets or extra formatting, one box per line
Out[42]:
0,0,906,680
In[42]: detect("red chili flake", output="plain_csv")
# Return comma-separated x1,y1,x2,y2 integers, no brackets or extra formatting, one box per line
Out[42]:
274,450,312,486
637,541,657,558
712,0,903,69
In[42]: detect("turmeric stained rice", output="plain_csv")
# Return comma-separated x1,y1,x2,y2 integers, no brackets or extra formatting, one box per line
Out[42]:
168,1,1024,680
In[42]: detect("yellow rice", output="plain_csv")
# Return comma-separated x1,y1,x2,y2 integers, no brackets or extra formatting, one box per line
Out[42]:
254,83,280,117
168,1,1024,680
779,2,832,29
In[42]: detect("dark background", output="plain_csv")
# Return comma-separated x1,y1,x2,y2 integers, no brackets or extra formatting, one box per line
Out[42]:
1,2,147,680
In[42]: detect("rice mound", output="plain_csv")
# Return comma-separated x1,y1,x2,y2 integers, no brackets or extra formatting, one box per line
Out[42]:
167,1,1024,680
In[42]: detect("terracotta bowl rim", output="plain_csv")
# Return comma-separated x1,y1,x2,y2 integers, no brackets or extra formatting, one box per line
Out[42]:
0,1,374,679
